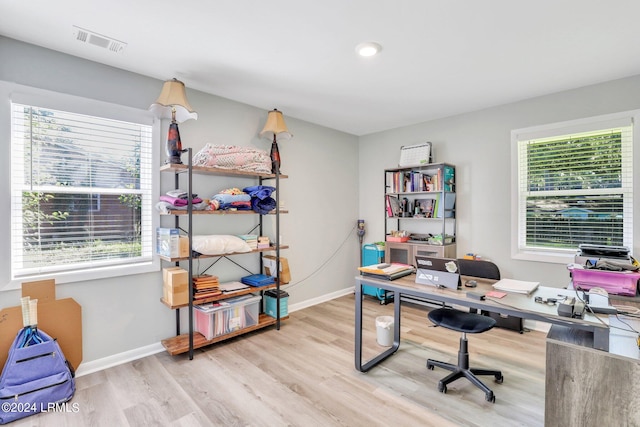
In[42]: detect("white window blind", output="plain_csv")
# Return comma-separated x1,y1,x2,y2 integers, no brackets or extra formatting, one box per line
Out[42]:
11,102,154,279
515,120,633,257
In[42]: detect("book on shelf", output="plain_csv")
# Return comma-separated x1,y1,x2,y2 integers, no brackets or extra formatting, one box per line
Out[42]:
386,167,452,193
193,275,221,299
257,236,270,249
193,289,222,300
387,170,435,193
386,195,402,217
193,274,219,285
415,198,435,218
238,234,258,249
444,165,455,191
433,193,456,218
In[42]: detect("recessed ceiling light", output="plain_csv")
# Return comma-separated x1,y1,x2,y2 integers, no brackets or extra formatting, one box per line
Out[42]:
356,41,382,57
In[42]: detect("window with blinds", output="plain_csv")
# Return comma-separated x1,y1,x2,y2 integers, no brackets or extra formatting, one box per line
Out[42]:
11,102,154,279
515,118,633,259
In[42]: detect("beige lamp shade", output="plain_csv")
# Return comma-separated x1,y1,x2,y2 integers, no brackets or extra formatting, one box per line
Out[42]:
149,78,198,123
260,109,292,141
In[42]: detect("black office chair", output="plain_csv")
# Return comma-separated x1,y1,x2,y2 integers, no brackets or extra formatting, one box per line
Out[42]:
456,258,500,281
426,308,503,402
457,258,524,334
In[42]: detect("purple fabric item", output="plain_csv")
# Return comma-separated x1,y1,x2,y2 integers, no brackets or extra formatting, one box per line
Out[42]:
252,196,277,214
0,327,75,424
243,185,275,200
160,195,203,206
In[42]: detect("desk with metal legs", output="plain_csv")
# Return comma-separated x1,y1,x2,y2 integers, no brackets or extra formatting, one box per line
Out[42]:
354,274,611,372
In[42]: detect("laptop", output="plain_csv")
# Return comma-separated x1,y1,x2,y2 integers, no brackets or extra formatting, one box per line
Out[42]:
414,255,461,289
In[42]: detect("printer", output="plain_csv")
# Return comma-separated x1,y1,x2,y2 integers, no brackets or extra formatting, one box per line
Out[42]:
574,244,631,266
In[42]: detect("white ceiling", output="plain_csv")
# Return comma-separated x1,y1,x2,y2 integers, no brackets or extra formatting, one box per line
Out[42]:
2,1,640,136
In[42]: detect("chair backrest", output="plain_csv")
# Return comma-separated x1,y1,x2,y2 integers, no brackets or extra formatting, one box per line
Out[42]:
456,259,500,280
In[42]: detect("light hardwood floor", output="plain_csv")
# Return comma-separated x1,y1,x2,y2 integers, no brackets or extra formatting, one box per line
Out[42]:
12,294,546,426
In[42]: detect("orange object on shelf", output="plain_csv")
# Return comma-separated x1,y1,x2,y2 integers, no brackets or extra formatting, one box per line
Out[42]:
386,236,409,243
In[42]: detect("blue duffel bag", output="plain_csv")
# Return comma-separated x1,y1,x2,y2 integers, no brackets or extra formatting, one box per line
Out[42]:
0,327,75,424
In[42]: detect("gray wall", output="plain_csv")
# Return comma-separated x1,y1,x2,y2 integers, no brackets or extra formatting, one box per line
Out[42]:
0,37,360,365
359,75,640,286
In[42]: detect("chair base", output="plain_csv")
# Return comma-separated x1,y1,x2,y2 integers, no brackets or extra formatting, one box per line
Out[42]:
426,335,503,403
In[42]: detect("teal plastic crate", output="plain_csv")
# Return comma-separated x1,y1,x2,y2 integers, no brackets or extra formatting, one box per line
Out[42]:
264,289,289,318
362,244,391,302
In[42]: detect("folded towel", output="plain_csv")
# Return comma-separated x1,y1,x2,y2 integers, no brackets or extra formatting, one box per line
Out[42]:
212,193,251,204
160,195,203,206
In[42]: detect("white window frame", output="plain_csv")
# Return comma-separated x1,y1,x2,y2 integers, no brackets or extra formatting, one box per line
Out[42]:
511,111,638,264
2,83,160,290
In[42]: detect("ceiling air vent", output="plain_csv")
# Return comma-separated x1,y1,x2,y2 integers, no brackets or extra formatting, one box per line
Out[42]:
72,26,127,53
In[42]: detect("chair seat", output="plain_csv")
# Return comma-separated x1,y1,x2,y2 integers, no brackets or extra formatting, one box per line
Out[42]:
428,308,496,334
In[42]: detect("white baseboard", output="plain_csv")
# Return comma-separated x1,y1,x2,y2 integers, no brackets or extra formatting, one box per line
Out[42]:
74,286,356,377
77,286,547,377
288,286,354,313
75,342,165,377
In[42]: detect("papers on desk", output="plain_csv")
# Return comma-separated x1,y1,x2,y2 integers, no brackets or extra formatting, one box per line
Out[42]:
358,263,414,280
492,278,540,295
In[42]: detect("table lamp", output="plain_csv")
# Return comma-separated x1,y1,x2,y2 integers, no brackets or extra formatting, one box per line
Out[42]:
260,109,292,174
149,78,198,164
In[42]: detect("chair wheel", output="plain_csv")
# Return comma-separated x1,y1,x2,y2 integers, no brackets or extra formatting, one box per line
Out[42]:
486,392,495,403
438,382,447,394
427,363,434,370
495,374,503,384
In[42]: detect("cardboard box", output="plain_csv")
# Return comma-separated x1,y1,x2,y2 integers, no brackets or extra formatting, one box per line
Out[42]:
0,280,83,373
163,267,189,306
179,236,190,258
157,227,180,258
263,255,291,284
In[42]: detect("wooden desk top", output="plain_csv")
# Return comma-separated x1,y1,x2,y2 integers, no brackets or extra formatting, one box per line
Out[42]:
356,273,609,331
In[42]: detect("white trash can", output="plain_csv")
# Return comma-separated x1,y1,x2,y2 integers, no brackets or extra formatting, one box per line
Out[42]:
375,315,394,347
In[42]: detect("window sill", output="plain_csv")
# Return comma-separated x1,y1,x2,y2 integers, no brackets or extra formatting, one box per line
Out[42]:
2,259,160,291
511,250,574,265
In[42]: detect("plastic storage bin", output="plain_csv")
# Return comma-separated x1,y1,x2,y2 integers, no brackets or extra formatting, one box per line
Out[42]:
571,268,640,296
264,289,289,318
194,295,261,340
362,244,392,303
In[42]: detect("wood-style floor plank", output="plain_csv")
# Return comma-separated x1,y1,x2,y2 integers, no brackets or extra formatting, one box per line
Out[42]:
9,294,546,426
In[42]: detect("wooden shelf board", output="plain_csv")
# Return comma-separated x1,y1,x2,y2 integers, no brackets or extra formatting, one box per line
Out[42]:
160,163,288,179
161,313,288,355
162,209,288,216
160,283,285,309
